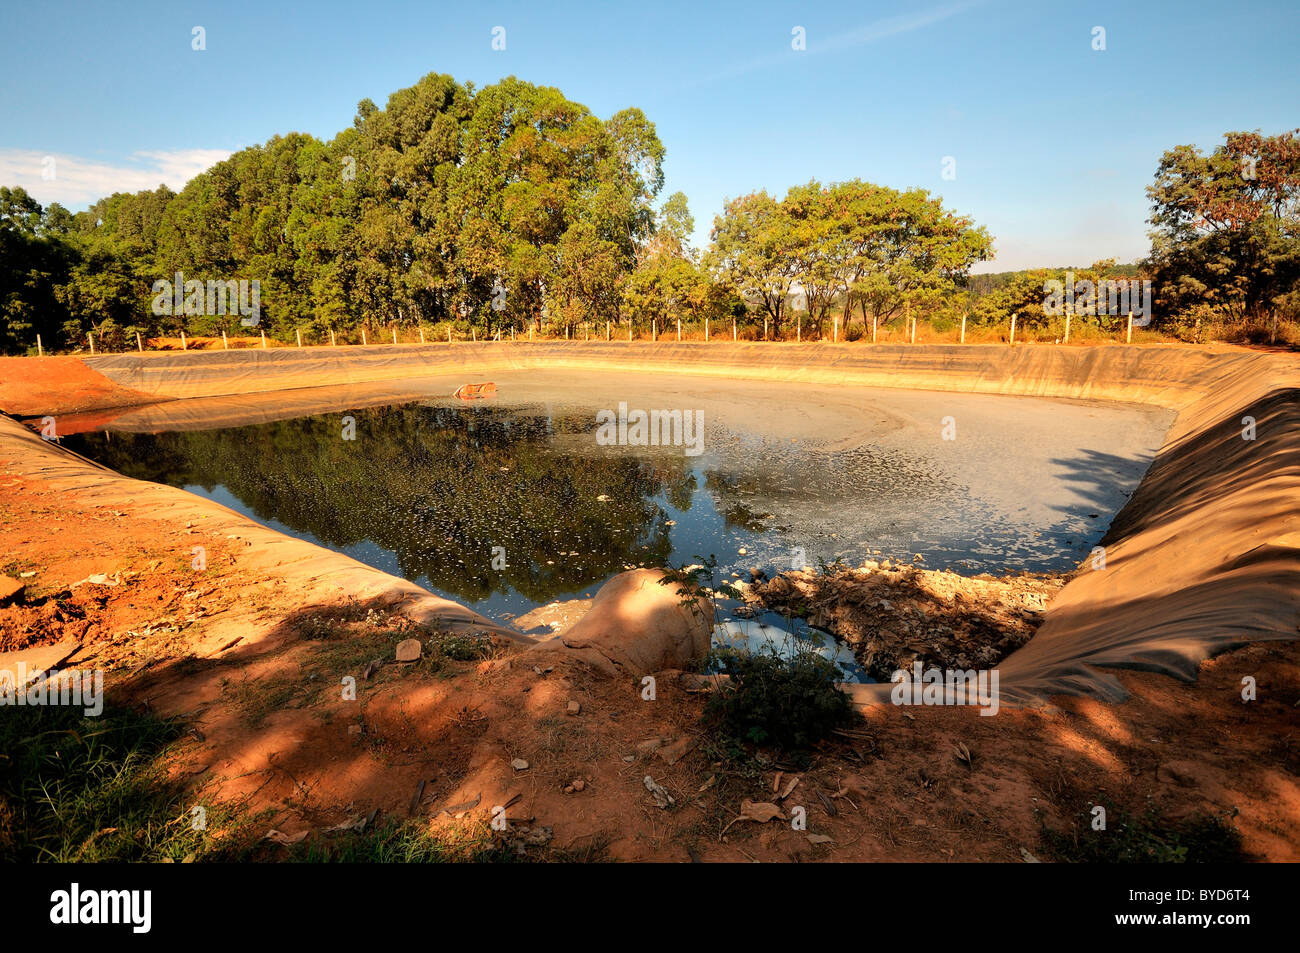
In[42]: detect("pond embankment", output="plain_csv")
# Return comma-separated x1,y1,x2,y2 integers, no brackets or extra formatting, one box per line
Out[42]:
1,342,1297,705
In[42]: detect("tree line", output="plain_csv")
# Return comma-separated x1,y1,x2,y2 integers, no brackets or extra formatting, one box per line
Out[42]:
1,69,1296,354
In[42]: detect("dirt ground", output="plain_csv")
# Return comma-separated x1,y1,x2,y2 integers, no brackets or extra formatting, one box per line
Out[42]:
0,356,157,417
2,467,1296,862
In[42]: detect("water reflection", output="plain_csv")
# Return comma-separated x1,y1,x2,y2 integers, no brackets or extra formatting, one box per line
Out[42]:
64,396,1137,622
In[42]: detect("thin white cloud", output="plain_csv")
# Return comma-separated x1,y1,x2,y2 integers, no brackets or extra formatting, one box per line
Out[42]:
0,148,232,209
817,0,984,55
685,1,983,89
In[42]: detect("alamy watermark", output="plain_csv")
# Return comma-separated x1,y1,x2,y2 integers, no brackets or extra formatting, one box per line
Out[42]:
151,271,261,326
1043,272,1152,326
890,662,1000,716
595,402,705,457
1,664,104,716
50,883,150,933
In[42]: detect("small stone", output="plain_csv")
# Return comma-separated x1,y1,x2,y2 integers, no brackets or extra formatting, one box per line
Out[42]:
656,736,698,766
1156,761,1198,787
395,638,422,662
347,724,363,736
567,700,581,715
0,577,25,606
643,775,674,809
571,779,585,792
622,755,635,763
512,758,530,771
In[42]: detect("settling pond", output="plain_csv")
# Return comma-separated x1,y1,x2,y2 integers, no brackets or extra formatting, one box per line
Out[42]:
63,371,1173,660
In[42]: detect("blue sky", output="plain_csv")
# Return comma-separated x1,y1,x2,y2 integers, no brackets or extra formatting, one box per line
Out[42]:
1,0,1296,270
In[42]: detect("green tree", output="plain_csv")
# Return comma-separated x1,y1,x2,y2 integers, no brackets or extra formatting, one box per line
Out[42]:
1145,128,1300,326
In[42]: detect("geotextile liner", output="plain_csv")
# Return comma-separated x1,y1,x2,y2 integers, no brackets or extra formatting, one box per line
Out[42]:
4,342,1299,706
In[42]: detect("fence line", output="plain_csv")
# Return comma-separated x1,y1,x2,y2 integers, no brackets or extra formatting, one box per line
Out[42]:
52,311,1161,355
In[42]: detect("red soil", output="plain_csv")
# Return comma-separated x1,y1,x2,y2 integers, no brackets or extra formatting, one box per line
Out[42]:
1,469,1295,862
0,357,156,417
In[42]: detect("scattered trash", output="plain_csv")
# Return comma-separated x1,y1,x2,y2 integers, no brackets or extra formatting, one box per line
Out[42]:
644,775,674,808
452,382,497,400
71,572,121,589
265,829,309,846
324,814,368,834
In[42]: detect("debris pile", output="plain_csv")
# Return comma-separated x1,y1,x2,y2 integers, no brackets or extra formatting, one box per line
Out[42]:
740,561,1065,680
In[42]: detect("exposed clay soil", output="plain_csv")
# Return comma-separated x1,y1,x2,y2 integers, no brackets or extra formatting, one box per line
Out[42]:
0,356,157,417
2,467,1297,861
742,563,1067,680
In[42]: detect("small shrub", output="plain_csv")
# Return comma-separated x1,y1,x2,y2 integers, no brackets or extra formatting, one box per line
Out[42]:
0,703,254,861
1042,802,1244,863
705,644,856,749
433,631,495,662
